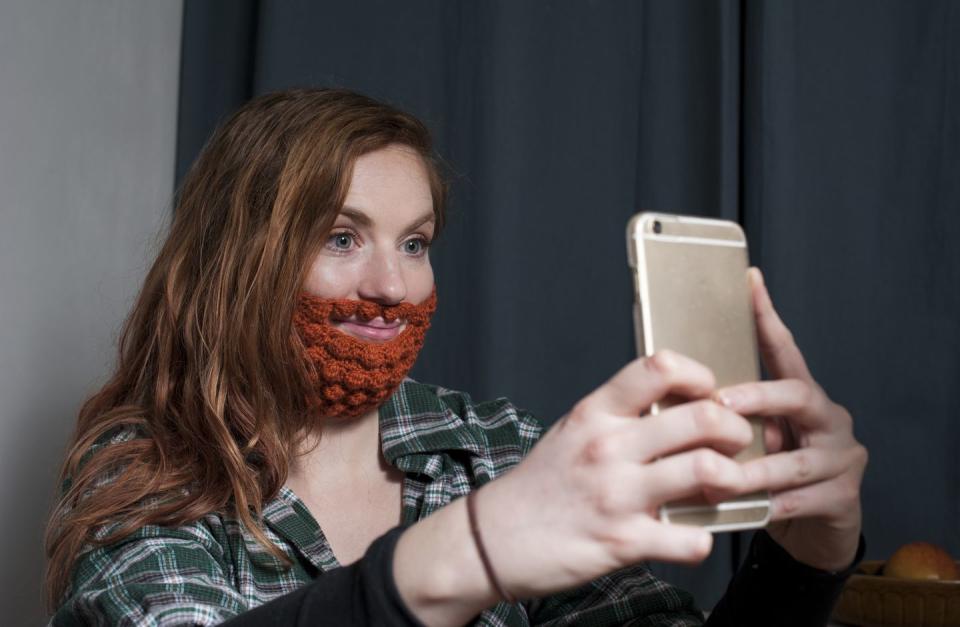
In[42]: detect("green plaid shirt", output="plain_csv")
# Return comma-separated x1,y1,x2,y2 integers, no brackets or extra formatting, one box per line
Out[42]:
54,379,704,626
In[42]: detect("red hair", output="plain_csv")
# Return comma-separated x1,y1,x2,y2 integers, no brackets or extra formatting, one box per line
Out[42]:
44,88,447,608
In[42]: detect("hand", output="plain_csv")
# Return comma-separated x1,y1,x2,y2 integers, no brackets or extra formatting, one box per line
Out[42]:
395,350,762,626
474,350,757,600
715,268,868,572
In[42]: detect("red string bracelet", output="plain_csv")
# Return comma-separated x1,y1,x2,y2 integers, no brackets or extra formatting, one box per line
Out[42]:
465,491,517,605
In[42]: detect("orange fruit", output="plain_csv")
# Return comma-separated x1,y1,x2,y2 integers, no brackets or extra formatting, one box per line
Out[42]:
884,541,960,581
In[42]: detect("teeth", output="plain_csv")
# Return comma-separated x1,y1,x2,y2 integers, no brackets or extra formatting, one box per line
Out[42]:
336,318,403,329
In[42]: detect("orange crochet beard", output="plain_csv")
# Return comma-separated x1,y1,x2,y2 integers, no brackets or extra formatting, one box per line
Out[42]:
293,288,437,419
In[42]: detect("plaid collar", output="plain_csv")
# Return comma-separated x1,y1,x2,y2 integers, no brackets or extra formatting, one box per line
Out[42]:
377,378,487,474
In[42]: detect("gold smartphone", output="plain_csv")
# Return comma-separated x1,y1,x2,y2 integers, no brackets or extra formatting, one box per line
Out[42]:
626,212,770,532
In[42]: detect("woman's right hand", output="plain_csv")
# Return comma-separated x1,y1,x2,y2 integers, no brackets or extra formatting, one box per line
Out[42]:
477,349,753,599
394,350,755,626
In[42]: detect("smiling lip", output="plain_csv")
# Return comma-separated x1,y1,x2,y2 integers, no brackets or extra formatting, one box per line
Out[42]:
332,317,405,341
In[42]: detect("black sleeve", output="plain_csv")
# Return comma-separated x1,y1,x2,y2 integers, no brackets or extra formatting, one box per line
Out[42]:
706,530,866,627
221,525,426,627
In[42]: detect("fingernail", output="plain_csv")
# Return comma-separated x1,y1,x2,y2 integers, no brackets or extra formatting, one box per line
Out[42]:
716,390,739,409
749,267,764,287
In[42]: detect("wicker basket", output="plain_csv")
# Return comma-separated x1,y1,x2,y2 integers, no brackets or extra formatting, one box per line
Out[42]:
832,560,960,626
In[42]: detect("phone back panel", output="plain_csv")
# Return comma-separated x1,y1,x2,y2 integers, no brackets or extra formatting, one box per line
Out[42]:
627,213,770,531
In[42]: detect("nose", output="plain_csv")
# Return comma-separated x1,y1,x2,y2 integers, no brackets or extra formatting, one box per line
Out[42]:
357,249,407,305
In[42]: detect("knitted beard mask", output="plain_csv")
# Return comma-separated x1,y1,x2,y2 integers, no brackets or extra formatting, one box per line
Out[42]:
292,288,437,419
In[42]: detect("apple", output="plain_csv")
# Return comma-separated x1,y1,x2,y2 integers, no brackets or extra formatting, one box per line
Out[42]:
883,541,960,581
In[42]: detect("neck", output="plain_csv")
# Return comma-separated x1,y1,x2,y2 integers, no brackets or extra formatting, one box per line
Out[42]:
287,406,385,483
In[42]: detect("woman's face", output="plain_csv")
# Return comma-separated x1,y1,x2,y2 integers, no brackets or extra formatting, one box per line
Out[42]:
303,144,436,342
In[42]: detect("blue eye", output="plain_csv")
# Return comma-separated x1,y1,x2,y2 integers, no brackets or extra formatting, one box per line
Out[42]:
404,237,430,256
327,232,355,252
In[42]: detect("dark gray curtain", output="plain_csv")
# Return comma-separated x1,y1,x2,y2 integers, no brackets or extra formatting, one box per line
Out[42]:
176,0,960,608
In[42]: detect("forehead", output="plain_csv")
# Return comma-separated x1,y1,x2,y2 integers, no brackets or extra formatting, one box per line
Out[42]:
342,145,433,223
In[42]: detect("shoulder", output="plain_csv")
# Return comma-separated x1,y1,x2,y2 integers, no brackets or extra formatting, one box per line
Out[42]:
59,423,142,497
54,426,247,617
56,515,247,626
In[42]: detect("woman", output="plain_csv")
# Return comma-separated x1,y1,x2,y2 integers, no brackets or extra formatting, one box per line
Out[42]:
46,88,867,626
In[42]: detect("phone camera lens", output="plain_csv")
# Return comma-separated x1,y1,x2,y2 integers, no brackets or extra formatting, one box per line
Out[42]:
653,220,662,234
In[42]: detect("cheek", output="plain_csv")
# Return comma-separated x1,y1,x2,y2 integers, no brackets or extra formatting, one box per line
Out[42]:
303,258,356,299
411,259,435,303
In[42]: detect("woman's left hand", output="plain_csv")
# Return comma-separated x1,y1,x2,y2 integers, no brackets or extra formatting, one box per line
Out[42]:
714,268,868,572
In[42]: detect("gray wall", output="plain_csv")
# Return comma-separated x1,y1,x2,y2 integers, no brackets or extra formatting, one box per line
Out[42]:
0,1,182,622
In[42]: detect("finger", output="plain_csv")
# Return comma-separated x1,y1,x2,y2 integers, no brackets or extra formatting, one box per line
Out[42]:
717,379,833,432
639,448,750,509
739,446,856,495
768,476,860,522
764,417,786,453
749,268,813,383
617,518,714,565
583,350,716,418
625,400,754,462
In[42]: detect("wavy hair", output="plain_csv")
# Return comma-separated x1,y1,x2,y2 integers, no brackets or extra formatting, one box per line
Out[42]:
44,88,447,608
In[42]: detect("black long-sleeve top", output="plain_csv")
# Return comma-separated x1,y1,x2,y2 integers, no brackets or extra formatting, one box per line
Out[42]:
224,525,865,626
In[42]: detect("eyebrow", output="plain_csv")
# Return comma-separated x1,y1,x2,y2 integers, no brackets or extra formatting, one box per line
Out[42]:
339,206,436,232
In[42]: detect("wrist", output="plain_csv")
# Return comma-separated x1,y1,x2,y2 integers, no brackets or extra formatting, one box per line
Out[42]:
782,531,863,573
759,528,866,578
466,490,517,604
393,493,501,626
767,513,863,573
